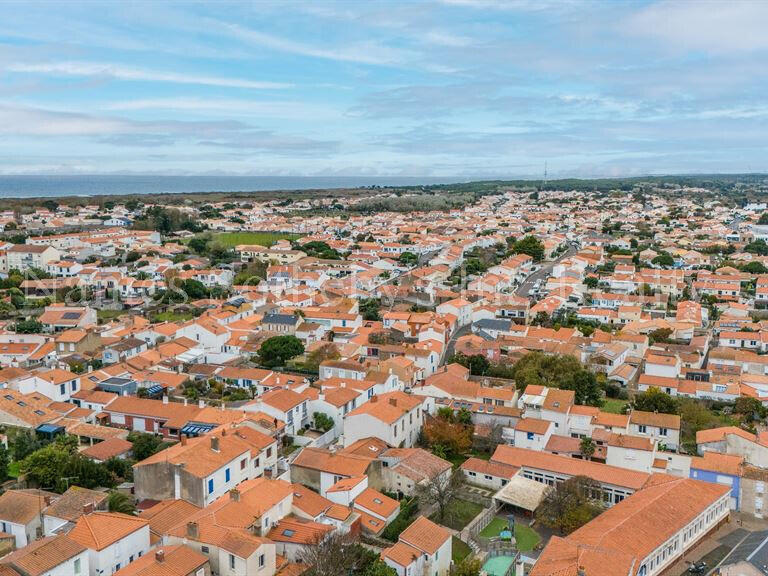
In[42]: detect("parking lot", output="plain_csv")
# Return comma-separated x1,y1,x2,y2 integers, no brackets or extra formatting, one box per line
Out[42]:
664,517,768,576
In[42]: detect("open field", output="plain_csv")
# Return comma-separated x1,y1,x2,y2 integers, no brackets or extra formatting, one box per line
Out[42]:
602,398,629,414
211,231,303,247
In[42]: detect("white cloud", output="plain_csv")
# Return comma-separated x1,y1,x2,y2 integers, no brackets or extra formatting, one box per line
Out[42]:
7,61,291,89
220,22,415,67
625,0,768,53
103,97,341,119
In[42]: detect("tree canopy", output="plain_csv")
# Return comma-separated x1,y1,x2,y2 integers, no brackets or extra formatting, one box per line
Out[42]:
536,475,605,534
258,335,305,368
631,387,679,415
512,352,603,406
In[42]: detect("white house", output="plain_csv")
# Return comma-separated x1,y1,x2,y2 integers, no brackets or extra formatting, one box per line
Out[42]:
343,391,425,448
18,368,80,402
67,512,150,576
382,516,452,576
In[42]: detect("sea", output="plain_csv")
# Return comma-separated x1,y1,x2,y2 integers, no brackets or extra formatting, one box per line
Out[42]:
0,175,466,198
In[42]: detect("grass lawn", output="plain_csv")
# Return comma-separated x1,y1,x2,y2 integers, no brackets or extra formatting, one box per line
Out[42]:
452,537,471,564
8,461,20,478
602,398,628,414
479,517,508,538
431,498,483,531
97,308,129,322
514,525,541,552
211,231,302,248
478,517,541,552
151,310,195,322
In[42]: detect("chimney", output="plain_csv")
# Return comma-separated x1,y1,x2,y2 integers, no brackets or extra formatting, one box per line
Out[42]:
180,434,187,446
198,399,205,409
211,436,220,452
221,428,226,436
389,398,397,407
370,396,378,403
155,550,165,563
43,495,52,507
230,489,240,502
183,398,188,406
162,395,169,405
186,522,199,539
82,502,94,515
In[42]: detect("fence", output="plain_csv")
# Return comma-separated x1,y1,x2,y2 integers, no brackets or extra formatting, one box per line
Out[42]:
460,502,500,550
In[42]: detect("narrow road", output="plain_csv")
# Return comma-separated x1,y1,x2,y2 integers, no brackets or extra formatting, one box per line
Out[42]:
444,323,473,363
514,244,578,298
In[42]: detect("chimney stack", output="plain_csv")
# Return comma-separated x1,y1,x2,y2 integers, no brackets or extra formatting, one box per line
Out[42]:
370,396,378,403
230,489,240,502
155,550,165,563
221,428,226,436
198,399,205,409
211,436,220,452
389,398,397,407
83,502,94,515
162,395,169,405
186,522,199,539
180,434,187,446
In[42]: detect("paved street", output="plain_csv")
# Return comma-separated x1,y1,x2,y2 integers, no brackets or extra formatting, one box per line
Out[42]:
515,244,578,297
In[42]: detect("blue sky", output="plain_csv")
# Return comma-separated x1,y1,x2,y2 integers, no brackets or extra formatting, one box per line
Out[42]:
1,0,767,177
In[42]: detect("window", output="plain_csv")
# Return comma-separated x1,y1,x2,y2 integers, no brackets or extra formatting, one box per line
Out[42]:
254,457,260,468
60,383,66,395
229,554,236,570
659,427,668,436
74,558,81,575
201,546,210,554
259,554,265,568
241,458,247,470
208,478,214,494
266,447,272,458
526,432,534,440
225,468,231,483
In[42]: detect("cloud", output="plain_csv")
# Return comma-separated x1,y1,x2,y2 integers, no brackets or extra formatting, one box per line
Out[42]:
103,97,342,120
7,61,291,89
0,103,338,155
218,22,415,67
625,0,768,54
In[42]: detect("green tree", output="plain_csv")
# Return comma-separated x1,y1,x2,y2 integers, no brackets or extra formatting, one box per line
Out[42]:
510,235,545,261
745,240,768,256
12,430,43,461
359,298,382,321
453,556,483,576
536,475,605,534
584,276,599,289
13,319,43,334
398,251,418,266
512,352,603,406
652,253,674,267
450,352,490,376
108,491,137,515
631,387,679,414
128,432,164,461
742,261,768,274
733,397,767,422
758,212,768,225
258,335,305,368
579,437,596,460
0,445,9,482
313,412,335,432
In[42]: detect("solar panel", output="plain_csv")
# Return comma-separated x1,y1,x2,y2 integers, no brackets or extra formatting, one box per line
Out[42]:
62,312,81,320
